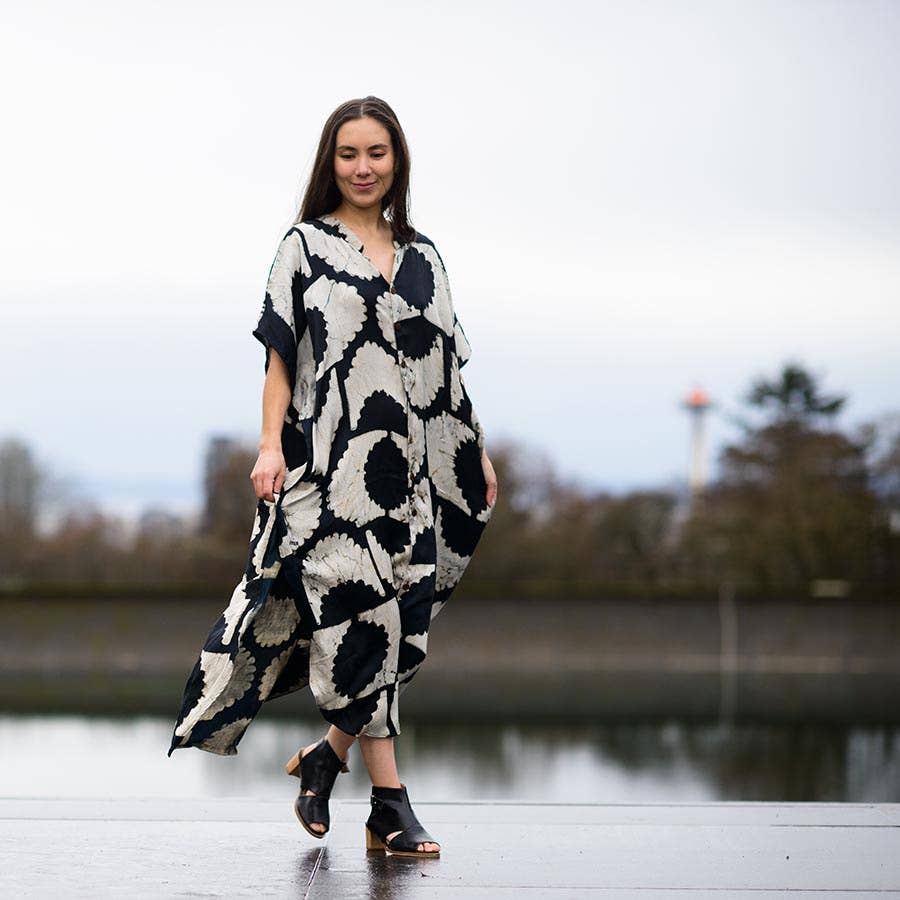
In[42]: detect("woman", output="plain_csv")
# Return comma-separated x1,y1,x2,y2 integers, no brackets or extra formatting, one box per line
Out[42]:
167,96,497,858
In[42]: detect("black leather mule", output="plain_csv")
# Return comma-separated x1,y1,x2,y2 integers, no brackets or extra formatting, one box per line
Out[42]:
364,783,440,857
284,737,350,839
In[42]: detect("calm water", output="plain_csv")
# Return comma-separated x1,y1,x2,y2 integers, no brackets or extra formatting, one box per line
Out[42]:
2,714,898,802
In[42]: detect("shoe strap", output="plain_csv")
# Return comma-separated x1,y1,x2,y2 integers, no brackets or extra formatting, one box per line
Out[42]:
367,784,433,845
384,823,435,852
295,793,330,831
299,738,348,797
320,737,351,773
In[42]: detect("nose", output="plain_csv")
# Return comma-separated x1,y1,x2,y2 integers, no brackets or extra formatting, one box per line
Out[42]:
355,156,372,175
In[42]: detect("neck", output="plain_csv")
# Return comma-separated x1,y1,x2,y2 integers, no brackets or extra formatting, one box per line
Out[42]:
332,202,387,235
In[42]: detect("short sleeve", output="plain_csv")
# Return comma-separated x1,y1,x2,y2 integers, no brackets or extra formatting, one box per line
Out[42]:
432,244,474,369
252,229,307,387
431,245,485,449
454,311,485,449
453,312,473,369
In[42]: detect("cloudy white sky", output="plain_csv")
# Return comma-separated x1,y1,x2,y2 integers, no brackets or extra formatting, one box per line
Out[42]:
1,0,898,519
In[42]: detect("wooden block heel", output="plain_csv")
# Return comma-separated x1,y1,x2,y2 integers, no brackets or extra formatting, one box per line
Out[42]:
365,826,386,851
285,752,302,777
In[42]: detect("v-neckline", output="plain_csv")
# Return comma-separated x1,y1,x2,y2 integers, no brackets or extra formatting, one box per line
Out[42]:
317,212,401,286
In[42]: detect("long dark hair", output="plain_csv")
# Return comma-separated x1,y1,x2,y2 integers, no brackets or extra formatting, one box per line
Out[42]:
294,96,415,244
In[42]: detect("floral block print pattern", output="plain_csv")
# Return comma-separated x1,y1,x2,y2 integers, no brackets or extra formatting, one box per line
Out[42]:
168,214,493,756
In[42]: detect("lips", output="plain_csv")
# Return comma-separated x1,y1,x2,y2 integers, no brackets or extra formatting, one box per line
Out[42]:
353,182,376,188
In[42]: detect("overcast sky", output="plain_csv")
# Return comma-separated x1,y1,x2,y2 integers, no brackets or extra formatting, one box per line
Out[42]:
2,0,898,520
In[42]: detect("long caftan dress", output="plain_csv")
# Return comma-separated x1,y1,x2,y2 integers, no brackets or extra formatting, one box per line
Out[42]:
167,213,493,756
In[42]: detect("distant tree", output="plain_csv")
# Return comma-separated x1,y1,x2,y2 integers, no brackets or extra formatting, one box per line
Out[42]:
860,413,900,508
681,362,878,592
0,436,40,537
199,436,258,543
467,439,680,585
857,412,900,585
587,490,679,583
745,360,845,424
0,436,42,580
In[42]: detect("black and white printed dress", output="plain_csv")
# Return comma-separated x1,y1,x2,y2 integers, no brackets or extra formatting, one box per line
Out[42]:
167,213,493,756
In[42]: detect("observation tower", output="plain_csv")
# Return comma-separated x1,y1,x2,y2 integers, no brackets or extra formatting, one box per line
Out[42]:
681,386,711,501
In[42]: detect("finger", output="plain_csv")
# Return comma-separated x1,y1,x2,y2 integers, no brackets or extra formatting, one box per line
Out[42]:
273,468,286,494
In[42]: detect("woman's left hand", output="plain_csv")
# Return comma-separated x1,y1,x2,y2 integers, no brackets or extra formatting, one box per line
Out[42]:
481,448,498,508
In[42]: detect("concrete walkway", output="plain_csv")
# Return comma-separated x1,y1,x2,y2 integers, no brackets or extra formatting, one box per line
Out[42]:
1,798,898,897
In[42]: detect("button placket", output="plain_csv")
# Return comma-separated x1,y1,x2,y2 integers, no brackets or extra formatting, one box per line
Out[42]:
409,483,424,523
391,285,417,517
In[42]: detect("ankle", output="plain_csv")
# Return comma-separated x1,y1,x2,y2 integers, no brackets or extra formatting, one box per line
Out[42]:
324,733,351,763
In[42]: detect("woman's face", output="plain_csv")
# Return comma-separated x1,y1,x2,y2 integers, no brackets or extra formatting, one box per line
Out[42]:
333,117,396,211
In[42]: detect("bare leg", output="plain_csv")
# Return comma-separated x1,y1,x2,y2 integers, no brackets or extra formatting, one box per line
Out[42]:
326,724,355,761
358,734,439,853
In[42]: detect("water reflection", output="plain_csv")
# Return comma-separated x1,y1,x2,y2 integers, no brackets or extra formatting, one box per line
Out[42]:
1,714,897,802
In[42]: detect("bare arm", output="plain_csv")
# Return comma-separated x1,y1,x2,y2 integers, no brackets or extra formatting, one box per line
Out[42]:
250,348,292,501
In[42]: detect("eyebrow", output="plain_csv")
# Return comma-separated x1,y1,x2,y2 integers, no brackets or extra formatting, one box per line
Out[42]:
336,143,390,151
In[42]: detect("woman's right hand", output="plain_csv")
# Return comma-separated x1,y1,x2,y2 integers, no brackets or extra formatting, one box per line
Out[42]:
250,445,287,501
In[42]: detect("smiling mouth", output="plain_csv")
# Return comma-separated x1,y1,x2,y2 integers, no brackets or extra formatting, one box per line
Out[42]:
353,182,376,187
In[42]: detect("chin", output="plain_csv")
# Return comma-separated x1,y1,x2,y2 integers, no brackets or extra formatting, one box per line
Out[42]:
351,195,385,209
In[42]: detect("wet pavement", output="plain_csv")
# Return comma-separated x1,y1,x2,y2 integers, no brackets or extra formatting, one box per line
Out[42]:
2,797,898,897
